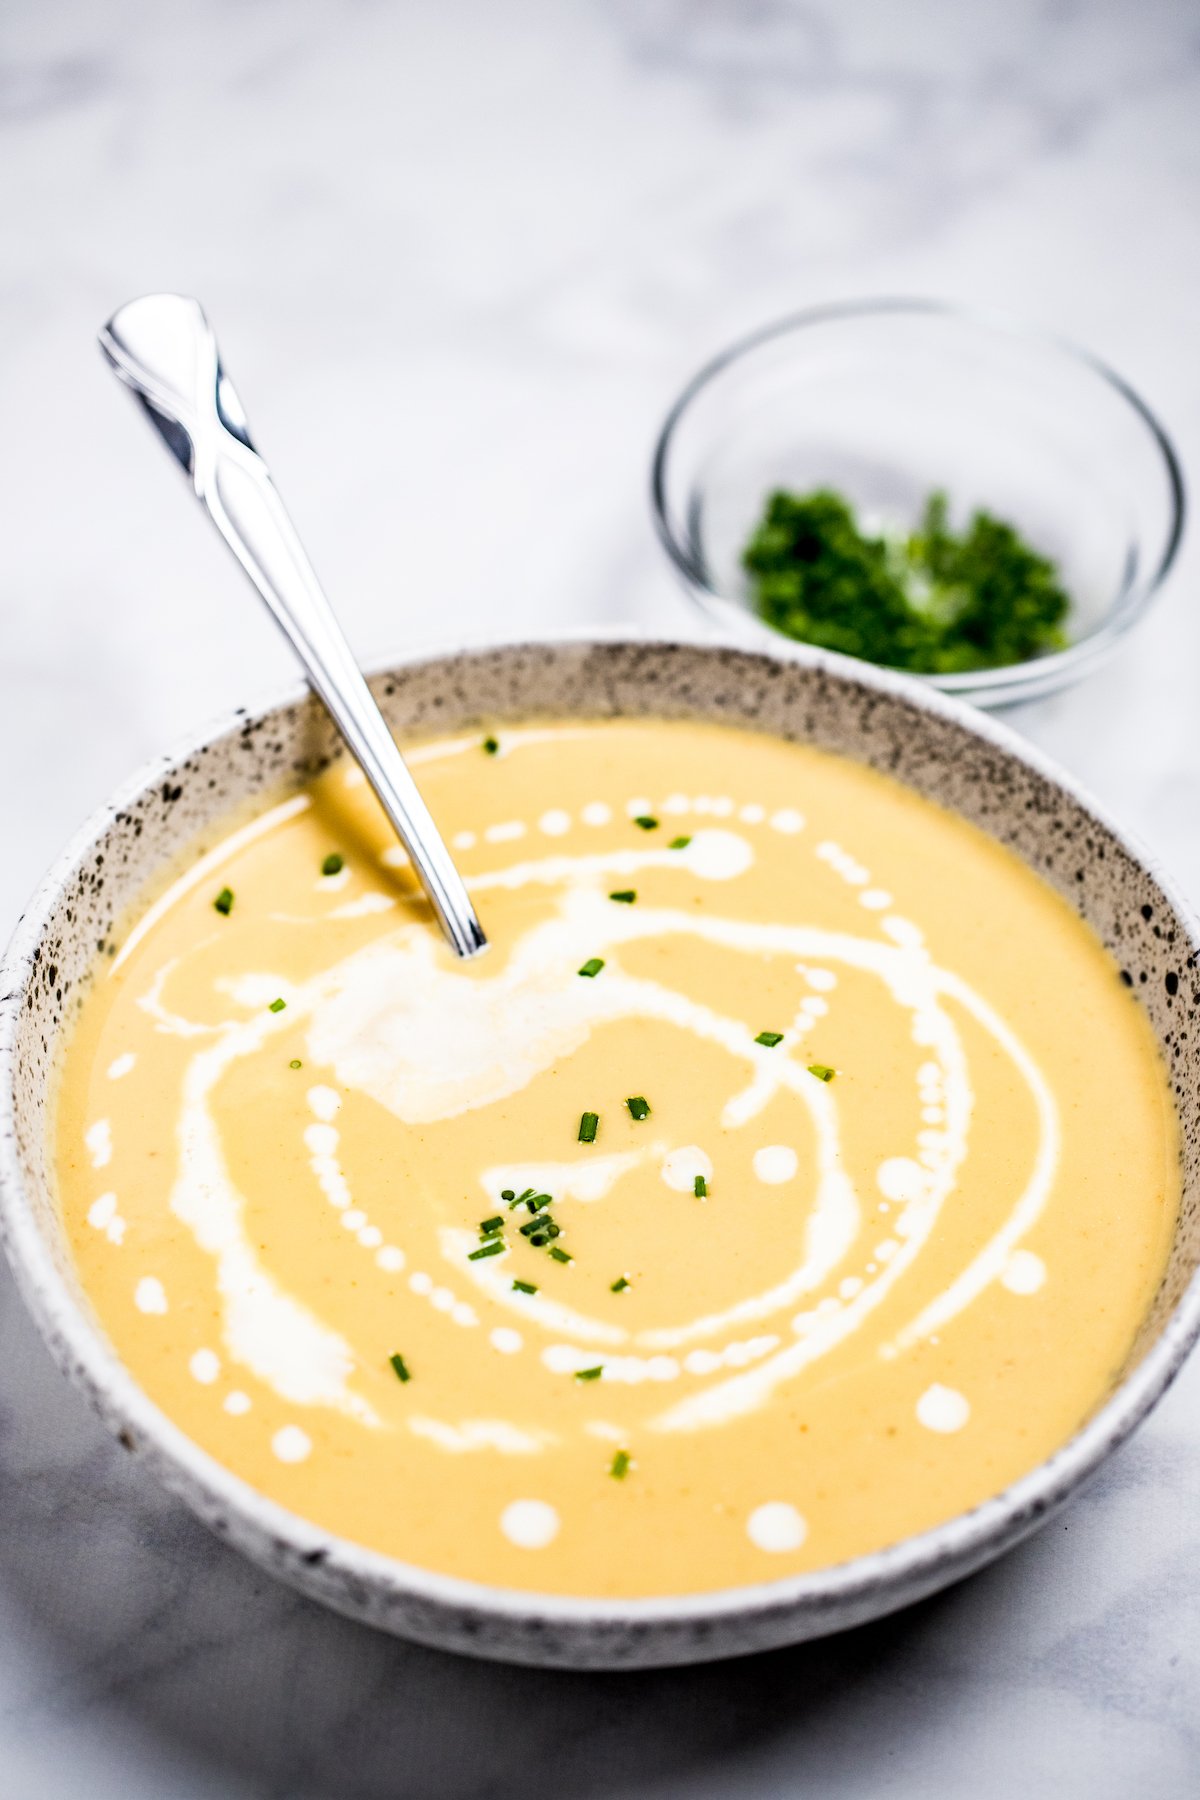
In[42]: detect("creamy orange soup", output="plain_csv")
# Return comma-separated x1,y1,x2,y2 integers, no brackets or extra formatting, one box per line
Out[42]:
55,720,1178,1596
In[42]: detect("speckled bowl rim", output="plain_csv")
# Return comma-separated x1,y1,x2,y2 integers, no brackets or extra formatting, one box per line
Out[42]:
3,627,1200,1667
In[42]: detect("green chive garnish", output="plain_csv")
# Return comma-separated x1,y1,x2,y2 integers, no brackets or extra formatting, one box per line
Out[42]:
468,1240,505,1260
482,735,499,755
513,1279,538,1295
389,1353,411,1383
755,1030,783,1047
626,1096,650,1121
479,1215,504,1237
575,1365,604,1381
549,1246,572,1264
579,1111,599,1144
213,887,234,916
611,1276,630,1293
289,1059,302,1070
501,1188,515,1201
807,1063,836,1082
525,1193,553,1213
609,889,637,904
519,1213,558,1238
668,835,691,850
508,1187,537,1210
269,997,287,1013
633,816,658,831
321,853,344,876
609,1449,632,1479
578,957,605,978
694,1174,707,1198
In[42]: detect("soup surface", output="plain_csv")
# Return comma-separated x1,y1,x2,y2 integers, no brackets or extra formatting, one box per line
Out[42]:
55,719,1178,1596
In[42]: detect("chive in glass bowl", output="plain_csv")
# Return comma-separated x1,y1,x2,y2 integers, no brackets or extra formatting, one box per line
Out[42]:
650,299,1185,708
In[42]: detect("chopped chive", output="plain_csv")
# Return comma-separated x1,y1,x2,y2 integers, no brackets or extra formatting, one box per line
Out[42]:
633,815,659,831
288,1059,302,1070
468,1240,505,1260
508,1187,537,1210
525,1216,564,1245
482,735,499,755
609,889,637,904
755,1030,784,1048
609,1448,632,1479
668,835,691,850
213,887,234,916
525,1192,553,1213
269,997,287,1013
610,1275,630,1293
513,1279,538,1295
807,1062,836,1082
549,1246,572,1264
500,1188,515,1201
578,957,605,979
578,1110,599,1144
625,1095,650,1121
321,853,344,876
479,1215,504,1236
389,1352,411,1384
575,1365,604,1381
694,1174,707,1198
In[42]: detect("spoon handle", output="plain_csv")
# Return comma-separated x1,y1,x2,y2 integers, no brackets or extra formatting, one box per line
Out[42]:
98,294,486,959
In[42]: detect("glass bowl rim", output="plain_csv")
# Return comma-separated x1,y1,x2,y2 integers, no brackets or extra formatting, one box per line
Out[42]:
649,295,1187,700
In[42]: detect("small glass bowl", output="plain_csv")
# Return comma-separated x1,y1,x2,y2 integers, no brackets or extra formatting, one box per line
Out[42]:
651,299,1185,707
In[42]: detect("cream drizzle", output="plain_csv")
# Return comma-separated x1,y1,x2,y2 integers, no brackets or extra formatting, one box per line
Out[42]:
88,1190,126,1245
131,791,1060,1444
110,793,312,975
159,999,377,1424
409,1417,550,1455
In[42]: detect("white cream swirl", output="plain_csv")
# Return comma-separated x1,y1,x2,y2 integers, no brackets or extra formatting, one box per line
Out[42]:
142,814,1059,1439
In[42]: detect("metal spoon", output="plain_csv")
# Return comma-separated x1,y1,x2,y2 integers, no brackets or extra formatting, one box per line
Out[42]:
98,293,487,959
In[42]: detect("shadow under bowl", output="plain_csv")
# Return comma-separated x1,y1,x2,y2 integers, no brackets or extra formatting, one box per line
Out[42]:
2,634,1199,1667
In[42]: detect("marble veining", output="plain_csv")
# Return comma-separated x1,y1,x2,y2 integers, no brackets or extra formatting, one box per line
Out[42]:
2,0,1200,1794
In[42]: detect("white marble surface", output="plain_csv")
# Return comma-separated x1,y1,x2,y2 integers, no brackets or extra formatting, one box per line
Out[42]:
3,1,1200,1793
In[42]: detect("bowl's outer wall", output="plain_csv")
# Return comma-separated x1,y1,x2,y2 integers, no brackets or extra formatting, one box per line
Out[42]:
2,638,1199,1669
651,299,1188,711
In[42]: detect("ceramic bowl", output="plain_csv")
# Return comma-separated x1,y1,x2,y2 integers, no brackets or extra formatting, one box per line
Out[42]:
2,635,1199,1670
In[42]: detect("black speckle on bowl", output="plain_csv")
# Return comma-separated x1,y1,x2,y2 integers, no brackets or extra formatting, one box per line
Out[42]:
1,637,1198,1669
